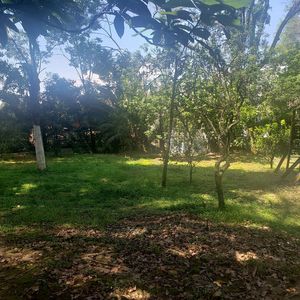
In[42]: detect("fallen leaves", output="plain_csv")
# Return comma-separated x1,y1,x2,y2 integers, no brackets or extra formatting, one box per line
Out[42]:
0,213,299,299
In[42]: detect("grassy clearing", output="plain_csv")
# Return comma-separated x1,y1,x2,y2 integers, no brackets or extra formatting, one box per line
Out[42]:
0,154,300,299
0,154,299,235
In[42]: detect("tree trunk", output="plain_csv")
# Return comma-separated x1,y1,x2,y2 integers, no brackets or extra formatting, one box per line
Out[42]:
161,57,180,188
27,38,47,170
189,161,193,184
158,112,164,152
215,170,225,209
187,144,193,184
33,125,46,171
214,155,230,209
274,153,287,173
161,149,170,187
270,154,275,169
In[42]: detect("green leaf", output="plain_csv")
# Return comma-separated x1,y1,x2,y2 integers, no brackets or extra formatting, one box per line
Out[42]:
222,0,251,9
114,14,124,38
160,11,178,15
200,0,220,5
232,18,241,26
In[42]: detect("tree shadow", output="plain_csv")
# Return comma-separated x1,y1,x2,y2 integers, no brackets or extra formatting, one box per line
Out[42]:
0,154,299,235
0,214,299,299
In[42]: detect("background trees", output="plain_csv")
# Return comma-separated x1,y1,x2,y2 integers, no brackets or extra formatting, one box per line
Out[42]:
1,0,299,208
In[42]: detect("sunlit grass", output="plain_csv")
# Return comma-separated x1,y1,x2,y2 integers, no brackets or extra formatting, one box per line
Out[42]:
0,154,299,235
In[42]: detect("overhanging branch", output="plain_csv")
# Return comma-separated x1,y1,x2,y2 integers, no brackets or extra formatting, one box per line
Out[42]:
270,0,300,49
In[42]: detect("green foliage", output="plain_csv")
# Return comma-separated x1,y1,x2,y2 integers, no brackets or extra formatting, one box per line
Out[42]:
280,14,300,47
0,0,82,45
112,0,251,46
251,121,289,161
271,46,300,111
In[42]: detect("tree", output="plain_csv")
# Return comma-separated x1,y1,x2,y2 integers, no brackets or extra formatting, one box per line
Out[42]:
161,50,184,187
280,14,300,47
252,121,289,168
176,98,204,184
170,0,271,208
0,60,30,154
0,1,85,169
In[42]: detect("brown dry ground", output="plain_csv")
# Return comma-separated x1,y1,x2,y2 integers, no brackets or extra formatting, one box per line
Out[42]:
1,214,299,300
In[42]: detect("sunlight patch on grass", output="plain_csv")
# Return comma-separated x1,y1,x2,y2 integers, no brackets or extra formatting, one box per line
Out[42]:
230,161,269,172
100,177,110,183
255,209,277,222
261,192,280,203
194,160,215,168
126,158,161,166
12,205,26,211
0,160,35,165
14,183,38,195
1,154,300,236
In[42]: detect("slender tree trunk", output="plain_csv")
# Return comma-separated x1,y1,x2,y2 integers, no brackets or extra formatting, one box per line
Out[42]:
161,57,180,187
187,144,193,184
270,153,275,169
274,153,287,173
214,154,230,209
215,169,225,209
33,125,46,170
189,161,193,184
161,117,173,187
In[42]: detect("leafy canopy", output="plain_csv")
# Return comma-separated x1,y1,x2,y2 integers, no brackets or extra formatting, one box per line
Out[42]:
0,0,251,47
111,0,251,46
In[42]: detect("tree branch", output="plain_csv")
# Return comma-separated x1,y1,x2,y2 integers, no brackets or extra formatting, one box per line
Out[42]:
270,0,300,49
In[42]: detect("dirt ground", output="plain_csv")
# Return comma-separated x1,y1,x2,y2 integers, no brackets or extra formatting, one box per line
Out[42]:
0,214,300,299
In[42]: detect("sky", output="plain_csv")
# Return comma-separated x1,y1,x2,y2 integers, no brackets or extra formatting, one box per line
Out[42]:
44,0,291,82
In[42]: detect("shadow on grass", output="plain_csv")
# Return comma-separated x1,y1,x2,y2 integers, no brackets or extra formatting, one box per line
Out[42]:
0,154,299,236
0,214,299,299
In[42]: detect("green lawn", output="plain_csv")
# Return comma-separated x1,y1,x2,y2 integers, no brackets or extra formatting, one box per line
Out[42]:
1,154,300,299
0,154,299,235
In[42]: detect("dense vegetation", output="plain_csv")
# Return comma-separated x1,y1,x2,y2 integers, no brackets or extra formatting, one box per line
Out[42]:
1,0,300,207
0,1,300,298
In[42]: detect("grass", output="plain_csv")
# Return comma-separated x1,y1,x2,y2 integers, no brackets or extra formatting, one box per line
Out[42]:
0,153,299,236
1,154,300,299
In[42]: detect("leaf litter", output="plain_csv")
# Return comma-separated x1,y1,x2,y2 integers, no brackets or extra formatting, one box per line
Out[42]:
0,213,299,299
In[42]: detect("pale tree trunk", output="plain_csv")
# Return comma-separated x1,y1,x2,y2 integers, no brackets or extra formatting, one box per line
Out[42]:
28,38,47,171
13,35,46,170
33,125,46,170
